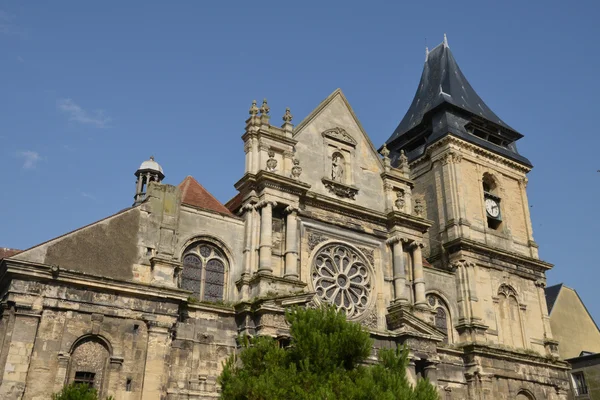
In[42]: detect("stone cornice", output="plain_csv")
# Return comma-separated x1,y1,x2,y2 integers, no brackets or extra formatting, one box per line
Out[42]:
443,238,553,272
386,211,432,233
1,259,190,302
187,302,236,316
241,129,298,148
380,171,413,187
303,192,386,225
234,171,311,196
460,343,569,370
411,135,532,174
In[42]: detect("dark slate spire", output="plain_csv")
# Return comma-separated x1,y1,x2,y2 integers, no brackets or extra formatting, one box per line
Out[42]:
385,36,532,167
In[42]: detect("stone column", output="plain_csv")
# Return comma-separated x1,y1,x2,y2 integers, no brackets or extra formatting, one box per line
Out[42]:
412,242,426,306
258,201,275,274
284,206,299,279
140,320,172,400
0,306,41,399
241,204,255,279
388,237,407,302
423,363,438,386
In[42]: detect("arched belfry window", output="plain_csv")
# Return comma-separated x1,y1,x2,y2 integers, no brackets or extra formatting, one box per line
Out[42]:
182,242,227,302
427,294,452,343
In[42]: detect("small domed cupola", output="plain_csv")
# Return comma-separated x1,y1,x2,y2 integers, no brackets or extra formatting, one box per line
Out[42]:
133,156,165,205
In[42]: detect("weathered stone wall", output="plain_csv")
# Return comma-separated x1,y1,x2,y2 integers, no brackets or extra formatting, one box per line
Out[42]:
13,208,141,281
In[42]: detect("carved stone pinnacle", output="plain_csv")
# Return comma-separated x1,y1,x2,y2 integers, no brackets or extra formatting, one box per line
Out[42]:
249,100,259,116
282,107,293,123
381,143,390,158
260,98,270,115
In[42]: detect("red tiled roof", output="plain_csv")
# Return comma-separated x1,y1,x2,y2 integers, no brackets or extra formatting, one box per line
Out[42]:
0,247,21,259
225,192,243,213
178,176,233,216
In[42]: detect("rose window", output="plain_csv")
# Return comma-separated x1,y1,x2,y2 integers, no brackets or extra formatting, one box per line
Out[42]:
312,244,372,318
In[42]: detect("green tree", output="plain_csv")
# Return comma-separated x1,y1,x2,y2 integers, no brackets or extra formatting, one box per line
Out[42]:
52,383,114,400
219,305,439,400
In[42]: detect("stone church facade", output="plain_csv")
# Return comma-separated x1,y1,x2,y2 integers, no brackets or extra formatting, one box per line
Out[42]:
0,38,571,399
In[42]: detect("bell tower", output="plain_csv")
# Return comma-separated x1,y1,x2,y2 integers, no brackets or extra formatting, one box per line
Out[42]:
384,36,559,357
134,156,165,205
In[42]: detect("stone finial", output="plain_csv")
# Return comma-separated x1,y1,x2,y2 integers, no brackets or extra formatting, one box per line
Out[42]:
260,98,270,115
443,33,449,48
381,143,391,172
380,143,390,158
398,150,408,167
249,100,259,116
150,155,155,161
282,107,293,123
425,46,429,61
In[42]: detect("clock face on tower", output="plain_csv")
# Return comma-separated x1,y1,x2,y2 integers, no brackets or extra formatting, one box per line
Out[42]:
485,198,500,218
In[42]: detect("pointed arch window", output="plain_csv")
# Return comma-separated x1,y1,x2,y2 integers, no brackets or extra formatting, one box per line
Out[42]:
182,242,226,302
496,284,525,348
427,294,452,343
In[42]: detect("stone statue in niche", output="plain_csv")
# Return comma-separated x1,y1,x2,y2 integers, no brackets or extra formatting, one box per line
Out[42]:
331,153,344,183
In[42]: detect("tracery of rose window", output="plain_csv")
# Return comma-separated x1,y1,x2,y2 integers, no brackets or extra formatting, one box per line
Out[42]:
312,243,372,318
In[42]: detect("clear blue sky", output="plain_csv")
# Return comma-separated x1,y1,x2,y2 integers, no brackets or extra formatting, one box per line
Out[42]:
1,1,599,322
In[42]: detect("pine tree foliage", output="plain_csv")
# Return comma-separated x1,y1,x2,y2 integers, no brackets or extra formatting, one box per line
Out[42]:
51,383,114,400
219,305,439,400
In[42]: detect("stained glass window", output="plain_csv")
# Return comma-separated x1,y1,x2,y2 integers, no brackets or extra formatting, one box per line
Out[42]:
181,242,227,302
426,294,451,343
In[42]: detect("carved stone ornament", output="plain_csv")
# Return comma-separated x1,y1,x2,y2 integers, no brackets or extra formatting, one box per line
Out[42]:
414,199,424,216
322,127,357,147
361,312,379,330
394,190,406,211
266,150,277,171
312,243,372,319
322,178,359,200
398,150,408,168
357,246,375,266
308,233,328,251
249,99,259,116
282,107,293,123
291,158,302,179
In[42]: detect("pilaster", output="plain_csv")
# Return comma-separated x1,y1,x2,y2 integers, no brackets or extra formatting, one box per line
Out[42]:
0,304,41,399
141,319,173,400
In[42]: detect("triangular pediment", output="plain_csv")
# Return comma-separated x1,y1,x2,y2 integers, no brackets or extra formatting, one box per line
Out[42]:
292,89,386,212
386,305,445,341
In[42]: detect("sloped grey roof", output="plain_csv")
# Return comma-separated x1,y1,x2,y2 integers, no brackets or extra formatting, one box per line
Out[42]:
387,42,520,144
